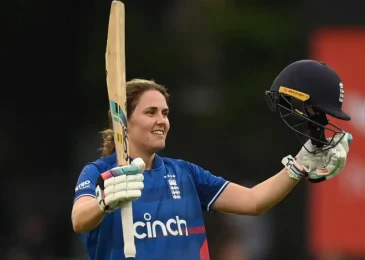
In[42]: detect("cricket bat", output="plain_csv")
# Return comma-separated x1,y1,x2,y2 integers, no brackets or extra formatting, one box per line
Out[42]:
105,1,135,258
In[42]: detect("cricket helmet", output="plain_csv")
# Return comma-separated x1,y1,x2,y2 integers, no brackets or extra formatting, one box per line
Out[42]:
265,59,351,154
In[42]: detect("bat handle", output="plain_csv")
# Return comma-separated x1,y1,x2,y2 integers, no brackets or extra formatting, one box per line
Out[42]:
121,201,136,258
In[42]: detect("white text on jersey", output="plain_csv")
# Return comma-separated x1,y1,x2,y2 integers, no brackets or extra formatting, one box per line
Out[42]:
75,180,91,192
134,213,188,239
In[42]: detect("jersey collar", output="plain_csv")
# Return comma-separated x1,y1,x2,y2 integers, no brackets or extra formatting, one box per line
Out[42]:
107,152,163,170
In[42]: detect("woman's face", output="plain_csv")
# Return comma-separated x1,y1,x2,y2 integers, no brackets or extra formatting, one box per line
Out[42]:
127,90,170,154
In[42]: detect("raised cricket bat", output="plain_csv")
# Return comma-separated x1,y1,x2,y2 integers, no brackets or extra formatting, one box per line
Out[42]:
105,1,135,258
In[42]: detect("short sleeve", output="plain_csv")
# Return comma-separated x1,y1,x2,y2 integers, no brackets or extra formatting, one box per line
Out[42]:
73,164,101,203
186,162,229,212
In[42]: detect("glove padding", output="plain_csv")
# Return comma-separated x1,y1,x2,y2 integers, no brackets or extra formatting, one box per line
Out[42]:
296,132,352,183
96,158,145,212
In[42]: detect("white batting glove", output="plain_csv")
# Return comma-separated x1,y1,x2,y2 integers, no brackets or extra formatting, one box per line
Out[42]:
296,133,352,183
283,133,352,182
96,158,145,213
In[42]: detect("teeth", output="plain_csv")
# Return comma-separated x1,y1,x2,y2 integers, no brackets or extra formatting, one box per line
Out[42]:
152,130,164,135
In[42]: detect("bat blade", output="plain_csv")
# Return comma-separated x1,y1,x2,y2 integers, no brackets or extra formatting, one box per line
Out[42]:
105,1,136,258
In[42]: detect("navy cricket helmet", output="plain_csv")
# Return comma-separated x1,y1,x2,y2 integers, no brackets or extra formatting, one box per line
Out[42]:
265,59,351,154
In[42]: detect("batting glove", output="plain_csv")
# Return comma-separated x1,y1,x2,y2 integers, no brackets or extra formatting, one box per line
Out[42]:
96,158,145,213
283,133,352,182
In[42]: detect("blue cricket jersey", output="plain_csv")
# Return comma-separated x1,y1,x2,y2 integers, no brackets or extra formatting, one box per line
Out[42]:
73,153,229,260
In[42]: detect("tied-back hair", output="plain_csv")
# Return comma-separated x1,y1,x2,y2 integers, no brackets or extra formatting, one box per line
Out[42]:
99,79,170,157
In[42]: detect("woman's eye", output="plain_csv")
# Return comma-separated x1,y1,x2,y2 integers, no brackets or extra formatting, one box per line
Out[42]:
146,110,154,115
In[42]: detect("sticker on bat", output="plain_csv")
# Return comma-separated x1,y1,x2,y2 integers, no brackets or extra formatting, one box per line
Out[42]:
110,100,129,162
110,101,127,127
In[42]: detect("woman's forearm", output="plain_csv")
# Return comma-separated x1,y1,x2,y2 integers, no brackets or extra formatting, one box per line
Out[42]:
251,167,299,214
72,197,108,233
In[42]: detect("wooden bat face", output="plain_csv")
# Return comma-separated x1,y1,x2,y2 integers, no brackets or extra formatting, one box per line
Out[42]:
105,1,129,167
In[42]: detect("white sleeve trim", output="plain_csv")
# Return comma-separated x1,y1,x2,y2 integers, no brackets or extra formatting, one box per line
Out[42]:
207,181,229,211
74,194,96,203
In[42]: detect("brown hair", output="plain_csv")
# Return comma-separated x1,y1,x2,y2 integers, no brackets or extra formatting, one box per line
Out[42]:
99,79,170,157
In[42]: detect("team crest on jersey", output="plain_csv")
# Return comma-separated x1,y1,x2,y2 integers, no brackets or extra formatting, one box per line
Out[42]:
164,174,181,199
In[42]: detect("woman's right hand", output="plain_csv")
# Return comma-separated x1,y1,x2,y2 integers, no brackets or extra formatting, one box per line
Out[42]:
96,158,145,212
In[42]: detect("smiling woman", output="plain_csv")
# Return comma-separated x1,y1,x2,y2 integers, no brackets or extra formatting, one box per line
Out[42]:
100,79,170,169
71,73,351,260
